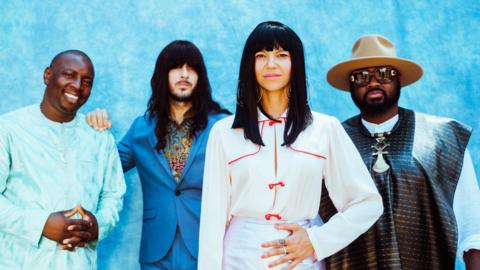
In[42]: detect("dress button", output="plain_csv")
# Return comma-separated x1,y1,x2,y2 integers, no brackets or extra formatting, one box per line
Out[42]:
268,181,285,189
175,190,181,196
265,213,282,220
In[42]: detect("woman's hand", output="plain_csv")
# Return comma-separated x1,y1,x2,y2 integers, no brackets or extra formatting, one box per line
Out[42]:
86,108,111,131
261,223,315,269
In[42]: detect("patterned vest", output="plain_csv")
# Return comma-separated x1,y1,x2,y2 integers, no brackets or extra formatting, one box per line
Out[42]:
319,108,471,270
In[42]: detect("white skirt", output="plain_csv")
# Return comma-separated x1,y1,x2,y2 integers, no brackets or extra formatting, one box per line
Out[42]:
222,216,325,270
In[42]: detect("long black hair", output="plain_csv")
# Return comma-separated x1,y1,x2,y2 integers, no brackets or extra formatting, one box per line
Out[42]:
232,21,312,146
146,40,228,151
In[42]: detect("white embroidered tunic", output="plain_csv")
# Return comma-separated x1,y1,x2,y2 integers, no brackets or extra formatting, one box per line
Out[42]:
0,105,126,270
198,110,383,269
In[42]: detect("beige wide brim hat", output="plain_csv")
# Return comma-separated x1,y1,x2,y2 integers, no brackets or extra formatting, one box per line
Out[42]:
327,34,423,91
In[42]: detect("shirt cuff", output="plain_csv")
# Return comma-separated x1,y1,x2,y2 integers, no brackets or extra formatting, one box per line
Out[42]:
306,226,324,261
458,234,480,262
24,209,51,247
95,213,112,242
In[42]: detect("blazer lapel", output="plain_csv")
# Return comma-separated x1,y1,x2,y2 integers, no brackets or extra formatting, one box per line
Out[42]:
147,129,176,185
178,130,206,183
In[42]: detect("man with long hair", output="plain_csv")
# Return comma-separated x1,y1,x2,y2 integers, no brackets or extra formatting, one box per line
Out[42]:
88,40,229,270
320,35,480,269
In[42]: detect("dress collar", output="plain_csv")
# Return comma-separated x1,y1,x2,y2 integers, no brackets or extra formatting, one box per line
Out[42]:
257,106,288,122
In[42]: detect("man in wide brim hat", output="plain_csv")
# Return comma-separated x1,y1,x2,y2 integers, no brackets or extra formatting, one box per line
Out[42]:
319,34,480,269
326,34,423,91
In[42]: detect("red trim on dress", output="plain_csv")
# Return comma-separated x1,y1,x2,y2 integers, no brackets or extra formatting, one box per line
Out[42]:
288,146,327,159
228,122,266,165
258,117,286,126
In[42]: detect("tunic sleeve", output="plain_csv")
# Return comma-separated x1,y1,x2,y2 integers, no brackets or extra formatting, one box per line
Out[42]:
198,124,231,270
94,133,127,241
453,149,480,260
306,116,383,260
0,125,50,247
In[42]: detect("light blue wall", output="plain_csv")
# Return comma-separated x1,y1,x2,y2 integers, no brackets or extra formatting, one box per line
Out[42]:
1,1,478,269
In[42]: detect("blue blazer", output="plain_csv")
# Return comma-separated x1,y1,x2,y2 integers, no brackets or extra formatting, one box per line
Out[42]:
117,112,225,263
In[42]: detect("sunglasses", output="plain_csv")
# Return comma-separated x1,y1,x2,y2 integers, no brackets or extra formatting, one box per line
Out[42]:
349,66,399,87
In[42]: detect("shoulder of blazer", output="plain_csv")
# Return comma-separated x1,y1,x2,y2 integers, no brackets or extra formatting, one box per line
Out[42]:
207,112,229,126
123,115,156,142
131,114,155,130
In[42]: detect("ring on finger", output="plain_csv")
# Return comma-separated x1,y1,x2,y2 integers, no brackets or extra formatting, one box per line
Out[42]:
279,238,286,246
282,246,287,255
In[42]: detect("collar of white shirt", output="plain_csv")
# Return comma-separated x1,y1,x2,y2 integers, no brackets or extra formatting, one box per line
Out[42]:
361,114,399,134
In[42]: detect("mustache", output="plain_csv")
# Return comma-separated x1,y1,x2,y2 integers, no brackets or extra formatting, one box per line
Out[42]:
175,80,192,86
364,87,385,97
366,86,385,92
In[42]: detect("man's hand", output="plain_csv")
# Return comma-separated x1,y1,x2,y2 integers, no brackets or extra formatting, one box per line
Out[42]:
42,207,91,251
86,108,111,131
60,205,99,251
261,223,315,269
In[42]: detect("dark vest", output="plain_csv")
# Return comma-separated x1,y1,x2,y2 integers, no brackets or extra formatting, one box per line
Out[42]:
319,108,471,270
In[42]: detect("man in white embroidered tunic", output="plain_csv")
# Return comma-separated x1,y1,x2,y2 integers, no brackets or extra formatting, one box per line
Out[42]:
0,50,126,270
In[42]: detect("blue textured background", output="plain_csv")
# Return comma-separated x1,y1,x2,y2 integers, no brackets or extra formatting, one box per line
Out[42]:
1,1,478,269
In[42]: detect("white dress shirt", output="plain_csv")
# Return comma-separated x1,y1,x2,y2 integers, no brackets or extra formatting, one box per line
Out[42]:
361,115,480,261
198,110,383,270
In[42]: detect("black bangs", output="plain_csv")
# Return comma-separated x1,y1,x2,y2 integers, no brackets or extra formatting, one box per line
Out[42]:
247,21,299,53
163,41,204,72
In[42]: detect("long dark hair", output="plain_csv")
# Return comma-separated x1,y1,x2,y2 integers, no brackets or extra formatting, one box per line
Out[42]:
232,21,312,146
146,40,228,151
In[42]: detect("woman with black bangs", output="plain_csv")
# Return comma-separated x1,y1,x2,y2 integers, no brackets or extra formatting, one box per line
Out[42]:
198,21,383,269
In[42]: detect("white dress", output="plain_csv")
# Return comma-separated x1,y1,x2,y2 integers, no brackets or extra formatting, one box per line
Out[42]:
198,110,383,270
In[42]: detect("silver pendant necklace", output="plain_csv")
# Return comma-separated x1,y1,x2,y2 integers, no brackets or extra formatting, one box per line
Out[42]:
371,132,390,173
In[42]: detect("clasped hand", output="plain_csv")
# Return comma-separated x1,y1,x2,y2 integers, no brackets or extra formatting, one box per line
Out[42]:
42,204,98,252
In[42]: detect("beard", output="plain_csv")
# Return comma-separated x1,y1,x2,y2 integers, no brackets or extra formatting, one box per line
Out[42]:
169,90,194,102
351,82,401,116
